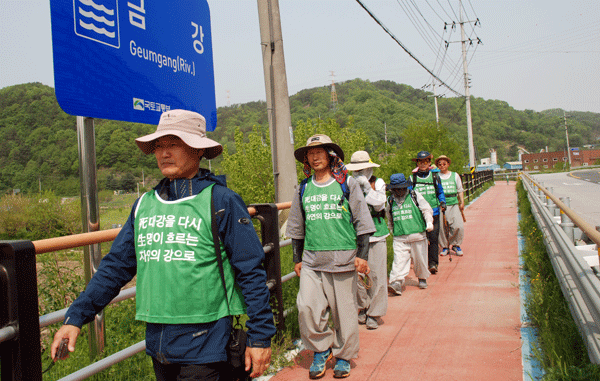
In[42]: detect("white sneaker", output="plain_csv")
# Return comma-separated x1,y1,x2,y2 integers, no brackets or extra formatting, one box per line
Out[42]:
388,281,403,295
366,316,379,330
454,246,464,256
358,309,367,325
440,248,449,256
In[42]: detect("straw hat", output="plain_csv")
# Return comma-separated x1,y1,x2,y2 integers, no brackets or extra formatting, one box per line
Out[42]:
293,134,344,162
435,155,451,166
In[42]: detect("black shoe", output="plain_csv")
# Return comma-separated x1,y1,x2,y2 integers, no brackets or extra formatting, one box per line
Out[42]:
428,264,438,274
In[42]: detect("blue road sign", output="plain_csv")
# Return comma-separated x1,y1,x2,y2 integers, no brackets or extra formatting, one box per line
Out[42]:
50,0,217,130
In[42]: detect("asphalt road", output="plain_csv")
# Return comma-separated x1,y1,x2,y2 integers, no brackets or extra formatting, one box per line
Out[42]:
569,169,600,184
529,170,600,229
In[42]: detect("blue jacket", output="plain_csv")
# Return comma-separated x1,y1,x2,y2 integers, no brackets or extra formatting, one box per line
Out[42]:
64,169,275,364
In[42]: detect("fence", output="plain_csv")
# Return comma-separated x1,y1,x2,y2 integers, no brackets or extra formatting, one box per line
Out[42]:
460,170,493,202
0,174,494,380
520,173,600,363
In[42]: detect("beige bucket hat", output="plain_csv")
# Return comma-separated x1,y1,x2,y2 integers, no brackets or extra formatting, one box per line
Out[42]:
293,134,345,162
435,155,451,166
345,151,380,171
135,109,223,160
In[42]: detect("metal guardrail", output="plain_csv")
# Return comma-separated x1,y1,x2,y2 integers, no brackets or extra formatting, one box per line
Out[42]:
521,173,600,363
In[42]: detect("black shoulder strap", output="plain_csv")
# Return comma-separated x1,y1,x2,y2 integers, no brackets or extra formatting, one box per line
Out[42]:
432,172,441,192
211,190,230,315
410,189,419,208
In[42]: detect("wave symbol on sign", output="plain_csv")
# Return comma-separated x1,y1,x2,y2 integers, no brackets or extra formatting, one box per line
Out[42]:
77,0,116,39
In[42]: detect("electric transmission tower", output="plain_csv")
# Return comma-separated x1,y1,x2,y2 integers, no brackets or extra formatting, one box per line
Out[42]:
330,71,338,111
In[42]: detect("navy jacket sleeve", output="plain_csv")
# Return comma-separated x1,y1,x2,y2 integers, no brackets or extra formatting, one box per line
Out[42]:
63,203,139,327
213,185,276,347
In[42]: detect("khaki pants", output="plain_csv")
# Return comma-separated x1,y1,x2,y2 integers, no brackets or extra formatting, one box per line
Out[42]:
389,237,429,284
357,240,388,318
297,267,359,360
439,204,464,248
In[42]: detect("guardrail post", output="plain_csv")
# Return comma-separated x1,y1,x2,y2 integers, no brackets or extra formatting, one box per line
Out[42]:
249,204,285,335
560,197,575,243
546,187,556,216
0,241,43,381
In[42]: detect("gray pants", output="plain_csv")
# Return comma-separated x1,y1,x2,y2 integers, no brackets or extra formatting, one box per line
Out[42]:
297,267,359,360
439,204,464,248
356,240,388,318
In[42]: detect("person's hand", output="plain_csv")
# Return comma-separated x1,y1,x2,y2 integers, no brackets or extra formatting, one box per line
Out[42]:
51,325,81,360
245,346,272,378
439,202,447,213
426,221,434,232
355,176,370,192
459,202,464,211
355,257,370,274
294,262,302,277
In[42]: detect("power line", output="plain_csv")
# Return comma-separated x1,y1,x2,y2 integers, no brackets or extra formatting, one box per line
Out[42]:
355,0,464,96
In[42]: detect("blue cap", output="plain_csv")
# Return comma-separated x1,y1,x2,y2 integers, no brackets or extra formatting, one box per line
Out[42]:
386,173,410,190
411,150,433,162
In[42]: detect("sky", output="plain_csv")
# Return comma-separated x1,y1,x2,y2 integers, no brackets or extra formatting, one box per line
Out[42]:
1,0,599,115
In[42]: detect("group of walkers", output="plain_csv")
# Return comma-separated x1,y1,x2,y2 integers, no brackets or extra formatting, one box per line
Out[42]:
49,109,465,381
288,134,466,379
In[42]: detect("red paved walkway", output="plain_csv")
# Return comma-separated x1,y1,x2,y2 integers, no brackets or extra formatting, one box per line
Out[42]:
270,182,522,381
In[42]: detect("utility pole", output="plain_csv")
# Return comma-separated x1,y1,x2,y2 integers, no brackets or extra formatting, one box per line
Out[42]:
433,82,440,126
460,0,475,171
426,80,442,127
257,0,298,205
564,110,572,168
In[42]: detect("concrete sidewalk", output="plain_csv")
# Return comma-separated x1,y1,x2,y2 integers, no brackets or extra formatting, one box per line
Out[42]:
269,182,523,381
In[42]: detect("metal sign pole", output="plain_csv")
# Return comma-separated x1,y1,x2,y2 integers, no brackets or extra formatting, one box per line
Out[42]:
77,116,105,359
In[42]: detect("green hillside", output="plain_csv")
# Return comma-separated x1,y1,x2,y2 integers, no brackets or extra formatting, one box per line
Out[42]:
1,80,598,196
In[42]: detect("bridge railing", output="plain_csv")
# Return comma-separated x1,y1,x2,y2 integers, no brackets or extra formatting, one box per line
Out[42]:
520,173,600,363
460,170,494,202
0,174,495,380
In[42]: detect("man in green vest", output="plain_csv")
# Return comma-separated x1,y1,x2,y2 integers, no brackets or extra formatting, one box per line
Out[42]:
386,173,434,294
286,134,375,379
51,109,275,380
410,151,446,274
346,150,389,330
435,155,465,256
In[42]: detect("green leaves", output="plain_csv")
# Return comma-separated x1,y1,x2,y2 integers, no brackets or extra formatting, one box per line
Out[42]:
220,125,275,204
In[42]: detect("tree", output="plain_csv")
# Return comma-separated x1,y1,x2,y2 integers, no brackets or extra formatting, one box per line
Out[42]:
220,126,274,204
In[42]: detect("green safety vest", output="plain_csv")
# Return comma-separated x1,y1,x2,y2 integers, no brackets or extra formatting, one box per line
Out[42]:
412,172,440,209
134,184,246,324
390,195,426,236
303,179,357,251
440,172,459,206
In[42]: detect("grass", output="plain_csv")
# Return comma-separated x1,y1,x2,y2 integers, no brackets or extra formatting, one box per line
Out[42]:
516,179,600,380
